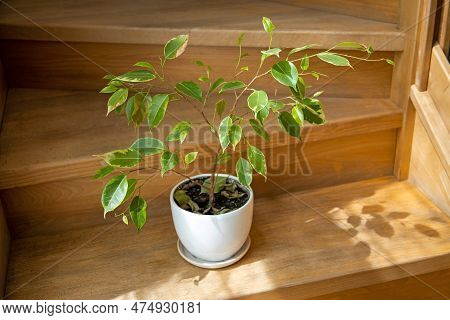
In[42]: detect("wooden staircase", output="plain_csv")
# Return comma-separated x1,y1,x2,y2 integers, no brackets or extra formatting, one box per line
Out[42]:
0,0,449,299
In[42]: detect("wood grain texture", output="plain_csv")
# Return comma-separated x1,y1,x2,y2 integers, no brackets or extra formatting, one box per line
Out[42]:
437,0,450,55
410,85,450,176
0,193,9,299
0,59,6,130
393,0,422,179
1,129,398,239
0,40,395,95
5,177,450,299
311,268,450,299
0,0,404,50
409,115,450,214
415,0,438,91
270,0,399,24
428,45,450,129
0,88,402,189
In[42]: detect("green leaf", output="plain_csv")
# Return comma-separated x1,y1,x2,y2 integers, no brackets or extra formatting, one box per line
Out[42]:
129,93,151,127
317,52,351,67
133,61,155,70
184,152,198,165
249,119,269,141
386,59,395,66
166,121,192,143
247,90,268,113
124,178,138,202
312,91,324,98
218,116,233,150
268,100,285,112
287,44,318,57
291,105,304,124
130,137,165,155
237,33,245,45
271,61,298,87
102,174,128,216
217,152,231,164
129,196,147,231
300,55,309,71
202,176,227,194
147,94,169,128
107,88,128,114
278,111,301,138
261,48,282,59
290,77,306,100
256,105,269,124
100,85,118,94
301,98,326,124
160,151,179,176
103,74,115,80
336,41,366,50
194,60,205,66
103,149,142,168
236,158,253,186
122,215,129,225
210,77,225,93
215,99,226,117
247,144,267,179
176,81,203,102
164,34,189,60
262,17,275,33
174,190,199,212
229,124,242,150
115,70,155,83
93,165,114,179
219,81,245,94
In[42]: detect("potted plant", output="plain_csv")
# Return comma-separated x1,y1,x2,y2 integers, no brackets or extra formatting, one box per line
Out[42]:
94,17,392,268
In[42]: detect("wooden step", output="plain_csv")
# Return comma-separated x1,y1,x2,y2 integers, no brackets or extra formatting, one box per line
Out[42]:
5,177,450,299
0,0,404,50
0,88,403,190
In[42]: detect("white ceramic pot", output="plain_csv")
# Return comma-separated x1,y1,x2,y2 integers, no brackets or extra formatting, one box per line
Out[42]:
170,174,254,262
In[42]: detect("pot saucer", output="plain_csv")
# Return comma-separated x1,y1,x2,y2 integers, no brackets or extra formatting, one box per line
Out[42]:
177,236,251,269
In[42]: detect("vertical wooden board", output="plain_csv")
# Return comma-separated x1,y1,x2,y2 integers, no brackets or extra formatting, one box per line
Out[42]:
0,59,6,130
270,0,399,24
409,116,450,214
0,202,9,298
428,45,450,129
393,0,422,179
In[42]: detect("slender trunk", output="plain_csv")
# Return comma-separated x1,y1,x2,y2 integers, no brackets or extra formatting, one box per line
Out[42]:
208,152,219,208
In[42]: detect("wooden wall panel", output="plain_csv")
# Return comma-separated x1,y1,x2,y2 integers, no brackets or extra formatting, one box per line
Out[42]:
0,40,394,98
0,58,9,298
428,45,450,129
271,0,399,24
409,116,450,214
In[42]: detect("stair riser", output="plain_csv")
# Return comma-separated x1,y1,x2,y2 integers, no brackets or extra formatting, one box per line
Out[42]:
271,0,399,24
1,129,397,238
0,40,394,98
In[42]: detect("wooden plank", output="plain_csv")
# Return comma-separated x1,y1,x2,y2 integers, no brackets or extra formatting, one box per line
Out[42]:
0,195,9,299
393,0,423,179
0,0,404,50
437,0,449,55
415,0,438,91
409,115,450,214
311,268,450,299
410,85,450,176
428,45,450,129
0,59,6,130
0,40,395,95
270,0,399,24
5,177,450,299
1,129,398,238
0,88,402,189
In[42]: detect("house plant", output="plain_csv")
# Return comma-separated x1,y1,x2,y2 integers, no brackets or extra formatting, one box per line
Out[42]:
94,17,393,266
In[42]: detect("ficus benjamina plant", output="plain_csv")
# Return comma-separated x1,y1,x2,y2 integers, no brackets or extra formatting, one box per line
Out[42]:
94,17,394,231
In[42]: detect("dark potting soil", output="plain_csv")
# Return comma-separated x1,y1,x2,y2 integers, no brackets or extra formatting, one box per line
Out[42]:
175,177,250,215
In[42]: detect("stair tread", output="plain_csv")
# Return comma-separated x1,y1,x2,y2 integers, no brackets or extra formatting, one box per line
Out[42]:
5,177,450,299
0,0,404,50
0,88,402,189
